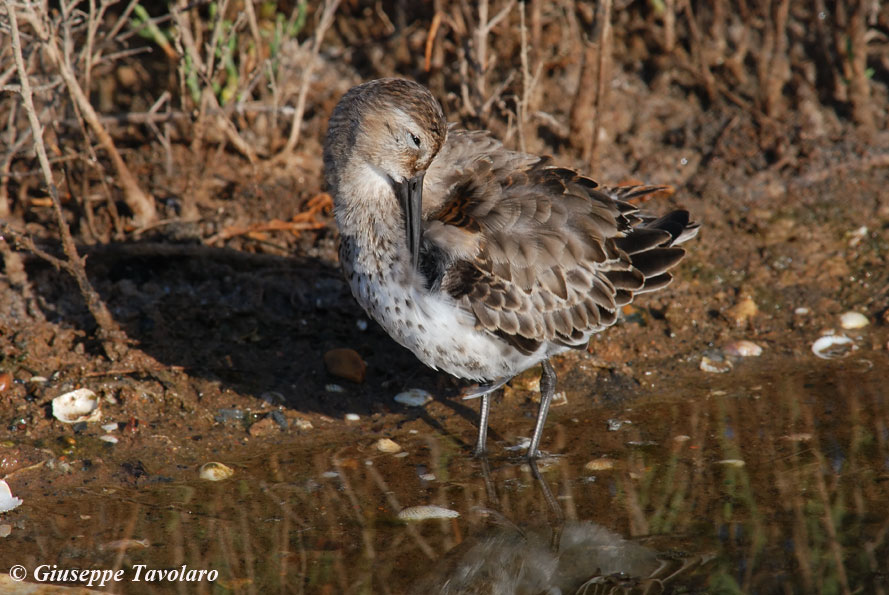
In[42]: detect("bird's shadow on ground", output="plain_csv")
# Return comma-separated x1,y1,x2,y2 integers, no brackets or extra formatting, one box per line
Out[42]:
24,240,482,425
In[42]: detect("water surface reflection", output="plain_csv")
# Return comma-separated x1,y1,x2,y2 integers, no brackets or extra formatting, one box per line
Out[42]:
2,357,888,593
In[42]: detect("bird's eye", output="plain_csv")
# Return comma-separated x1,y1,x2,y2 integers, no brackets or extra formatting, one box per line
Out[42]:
409,133,421,148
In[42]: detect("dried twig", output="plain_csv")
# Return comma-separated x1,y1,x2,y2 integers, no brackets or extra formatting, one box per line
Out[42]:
589,0,612,171
424,11,443,73
280,0,340,156
4,0,129,359
17,1,156,226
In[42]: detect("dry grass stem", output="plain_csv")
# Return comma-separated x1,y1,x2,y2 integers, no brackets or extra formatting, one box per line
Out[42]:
5,0,129,358
18,0,155,227
280,0,341,156
588,0,612,171
424,11,443,72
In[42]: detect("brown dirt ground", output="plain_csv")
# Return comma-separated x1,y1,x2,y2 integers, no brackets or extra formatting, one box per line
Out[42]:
2,2,889,519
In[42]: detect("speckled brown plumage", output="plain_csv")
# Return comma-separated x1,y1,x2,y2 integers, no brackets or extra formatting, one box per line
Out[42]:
324,78,699,459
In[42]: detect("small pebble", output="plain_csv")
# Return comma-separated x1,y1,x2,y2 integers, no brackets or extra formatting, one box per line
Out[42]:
607,419,631,431
584,458,615,471
794,307,810,316
0,372,11,393
356,319,368,331
293,418,314,431
509,370,541,391
0,523,11,537
374,438,401,453
270,410,288,429
839,311,869,330
101,422,119,432
700,356,733,373
325,384,345,393
99,435,119,444
248,416,279,437
345,413,360,422
846,225,868,247
215,408,244,423
323,348,367,383
199,462,234,481
725,297,758,326
782,433,813,442
321,471,339,478
397,505,459,521
674,435,691,442
419,473,436,481
394,388,432,407
811,334,856,359
723,340,763,357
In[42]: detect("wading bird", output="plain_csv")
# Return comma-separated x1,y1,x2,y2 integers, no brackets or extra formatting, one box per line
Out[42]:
323,79,698,459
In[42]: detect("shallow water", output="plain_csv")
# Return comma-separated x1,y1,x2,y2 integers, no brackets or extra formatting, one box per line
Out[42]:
3,354,889,594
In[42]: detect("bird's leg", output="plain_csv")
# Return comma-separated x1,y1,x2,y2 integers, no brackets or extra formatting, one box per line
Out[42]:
474,391,492,457
527,359,556,460
463,377,509,457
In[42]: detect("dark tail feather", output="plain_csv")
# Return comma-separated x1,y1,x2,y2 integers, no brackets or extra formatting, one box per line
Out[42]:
625,209,699,295
643,210,700,245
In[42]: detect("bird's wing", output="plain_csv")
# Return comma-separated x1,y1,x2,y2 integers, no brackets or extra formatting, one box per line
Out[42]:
420,129,693,354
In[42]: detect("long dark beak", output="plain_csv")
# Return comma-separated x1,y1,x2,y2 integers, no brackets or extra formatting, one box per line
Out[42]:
394,172,425,272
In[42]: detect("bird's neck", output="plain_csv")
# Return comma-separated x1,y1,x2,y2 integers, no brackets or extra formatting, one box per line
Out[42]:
335,161,412,280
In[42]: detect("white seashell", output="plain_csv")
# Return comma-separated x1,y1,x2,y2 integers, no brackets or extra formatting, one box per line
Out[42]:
52,388,101,424
101,422,119,432
374,438,401,453
839,311,869,330
584,458,615,471
723,340,763,357
717,459,746,467
812,334,857,359
199,462,234,481
505,437,532,451
397,505,460,521
0,480,23,513
700,356,733,373
394,388,432,407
